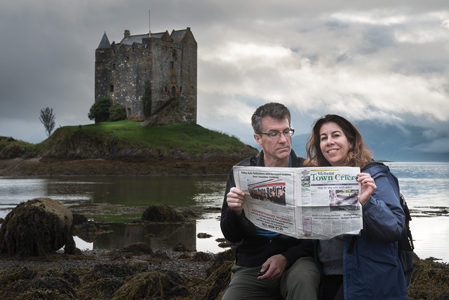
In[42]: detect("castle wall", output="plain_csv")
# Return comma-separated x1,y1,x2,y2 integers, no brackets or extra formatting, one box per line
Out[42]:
95,28,197,124
147,39,183,114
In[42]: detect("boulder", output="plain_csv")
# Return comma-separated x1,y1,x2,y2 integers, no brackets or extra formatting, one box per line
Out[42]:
0,198,76,257
141,203,186,222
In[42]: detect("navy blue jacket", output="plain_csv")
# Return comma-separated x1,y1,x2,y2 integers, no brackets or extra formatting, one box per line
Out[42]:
220,150,314,267
316,162,409,300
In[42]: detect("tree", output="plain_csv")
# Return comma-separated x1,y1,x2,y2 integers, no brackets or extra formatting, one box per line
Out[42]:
109,102,127,121
141,80,152,117
88,96,111,123
39,107,56,137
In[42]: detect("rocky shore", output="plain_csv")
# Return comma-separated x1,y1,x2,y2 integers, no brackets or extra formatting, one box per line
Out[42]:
0,156,243,177
0,244,448,299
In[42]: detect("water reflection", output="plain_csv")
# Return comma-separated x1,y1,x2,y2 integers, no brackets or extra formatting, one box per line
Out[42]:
90,222,196,251
74,213,224,253
0,175,227,219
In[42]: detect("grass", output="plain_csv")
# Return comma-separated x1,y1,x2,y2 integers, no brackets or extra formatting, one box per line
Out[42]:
0,136,32,152
33,120,250,155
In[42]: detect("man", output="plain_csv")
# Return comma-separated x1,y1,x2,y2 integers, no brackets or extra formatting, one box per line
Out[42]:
220,102,320,300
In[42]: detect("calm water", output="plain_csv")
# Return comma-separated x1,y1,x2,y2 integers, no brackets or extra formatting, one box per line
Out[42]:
0,162,448,262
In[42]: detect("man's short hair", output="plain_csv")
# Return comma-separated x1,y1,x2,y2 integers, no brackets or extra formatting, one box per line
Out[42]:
251,102,291,134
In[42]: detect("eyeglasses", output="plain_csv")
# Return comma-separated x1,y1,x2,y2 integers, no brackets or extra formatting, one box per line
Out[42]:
259,129,295,139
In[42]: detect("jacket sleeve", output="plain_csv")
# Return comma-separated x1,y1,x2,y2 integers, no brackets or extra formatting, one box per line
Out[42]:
362,172,405,243
220,169,250,242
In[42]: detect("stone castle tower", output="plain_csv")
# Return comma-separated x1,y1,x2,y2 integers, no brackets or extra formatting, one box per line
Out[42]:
95,27,197,124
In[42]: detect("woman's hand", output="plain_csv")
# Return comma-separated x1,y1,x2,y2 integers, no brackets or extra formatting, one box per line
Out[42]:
226,187,246,215
357,173,377,205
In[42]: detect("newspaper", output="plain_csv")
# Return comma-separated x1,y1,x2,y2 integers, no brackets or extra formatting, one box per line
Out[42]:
233,166,363,239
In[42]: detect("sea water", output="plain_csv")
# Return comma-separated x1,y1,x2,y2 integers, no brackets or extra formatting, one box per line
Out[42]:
0,162,448,261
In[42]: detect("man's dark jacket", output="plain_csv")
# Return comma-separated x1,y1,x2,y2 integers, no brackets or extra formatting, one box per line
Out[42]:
220,150,314,267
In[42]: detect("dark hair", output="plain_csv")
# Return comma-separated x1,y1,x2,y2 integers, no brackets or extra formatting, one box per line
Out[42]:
251,102,291,133
305,114,372,168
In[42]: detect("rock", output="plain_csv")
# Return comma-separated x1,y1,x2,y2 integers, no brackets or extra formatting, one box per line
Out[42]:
72,213,88,225
189,252,213,262
128,259,149,272
173,243,191,252
73,221,107,243
112,271,190,299
0,198,76,257
121,242,153,255
204,249,235,300
79,277,125,299
141,203,186,222
197,232,212,238
85,263,134,281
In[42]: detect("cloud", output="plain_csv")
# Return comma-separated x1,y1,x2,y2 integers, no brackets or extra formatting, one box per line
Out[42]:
0,0,448,147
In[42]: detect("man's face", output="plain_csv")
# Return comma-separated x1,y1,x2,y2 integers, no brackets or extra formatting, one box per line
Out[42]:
254,116,291,167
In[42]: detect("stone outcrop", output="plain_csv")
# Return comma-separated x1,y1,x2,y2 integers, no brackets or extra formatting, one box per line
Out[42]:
0,198,76,257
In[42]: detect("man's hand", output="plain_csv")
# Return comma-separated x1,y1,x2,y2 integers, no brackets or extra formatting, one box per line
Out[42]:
257,254,289,280
226,187,246,215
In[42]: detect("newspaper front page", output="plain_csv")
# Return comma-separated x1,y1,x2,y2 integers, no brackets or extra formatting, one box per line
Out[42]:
233,166,363,239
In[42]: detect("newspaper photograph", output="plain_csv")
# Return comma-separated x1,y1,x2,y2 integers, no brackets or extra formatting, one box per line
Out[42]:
233,166,363,239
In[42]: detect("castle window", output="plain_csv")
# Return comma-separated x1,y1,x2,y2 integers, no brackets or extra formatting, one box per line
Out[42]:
110,85,114,93
164,87,168,93
171,87,176,97
112,64,115,70
180,86,182,92
170,61,174,69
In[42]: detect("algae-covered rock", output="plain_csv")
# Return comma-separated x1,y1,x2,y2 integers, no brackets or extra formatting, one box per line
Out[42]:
122,242,153,255
408,254,449,300
0,267,37,290
112,270,190,300
11,277,77,299
79,277,125,299
141,203,186,222
0,198,76,257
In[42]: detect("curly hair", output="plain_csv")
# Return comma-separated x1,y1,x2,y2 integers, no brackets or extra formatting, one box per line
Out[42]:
305,114,372,168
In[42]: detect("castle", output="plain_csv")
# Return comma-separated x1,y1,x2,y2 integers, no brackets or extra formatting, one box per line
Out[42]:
95,27,197,125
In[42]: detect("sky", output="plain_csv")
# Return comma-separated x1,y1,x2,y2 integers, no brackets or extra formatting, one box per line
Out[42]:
1,0,449,151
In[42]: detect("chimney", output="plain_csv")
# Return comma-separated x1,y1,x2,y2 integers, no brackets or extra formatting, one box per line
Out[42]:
124,30,131,37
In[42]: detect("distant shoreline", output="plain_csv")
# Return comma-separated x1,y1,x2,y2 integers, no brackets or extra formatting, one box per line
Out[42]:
0,157,241,177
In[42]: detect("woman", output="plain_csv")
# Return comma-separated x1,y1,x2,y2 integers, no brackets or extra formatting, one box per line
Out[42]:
306,114,408,300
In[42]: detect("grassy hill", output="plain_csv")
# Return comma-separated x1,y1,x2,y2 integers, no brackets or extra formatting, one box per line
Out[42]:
0,121,257,160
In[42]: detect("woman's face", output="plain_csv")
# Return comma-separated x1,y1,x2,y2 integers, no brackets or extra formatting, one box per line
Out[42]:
319,122,353,166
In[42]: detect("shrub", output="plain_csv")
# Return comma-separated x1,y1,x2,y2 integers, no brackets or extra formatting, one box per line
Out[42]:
109,103,127,121
141,80,152,117
88,96,111,123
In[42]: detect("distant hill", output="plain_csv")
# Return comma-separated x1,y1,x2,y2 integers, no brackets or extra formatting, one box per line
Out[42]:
291,120,449,162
